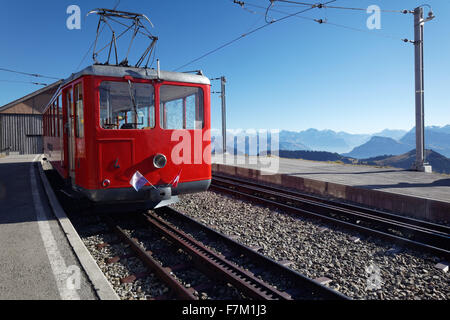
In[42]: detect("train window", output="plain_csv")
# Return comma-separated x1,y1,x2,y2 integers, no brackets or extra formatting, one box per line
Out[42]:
50,104,53,137
43,113,47,136
74,83,84,138
67,88,73,137
58,94,64,166
99,81,155,130
52,103,57,137
58,95,63,137
159,85,204,130
51,103,55,137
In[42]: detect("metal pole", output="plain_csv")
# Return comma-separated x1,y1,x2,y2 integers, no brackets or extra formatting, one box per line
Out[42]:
414,7,425,171
220,76,227,154
413,7,432,172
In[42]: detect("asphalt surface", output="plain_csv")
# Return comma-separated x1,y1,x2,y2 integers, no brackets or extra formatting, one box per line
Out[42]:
213,155,450,203
0,155,97,300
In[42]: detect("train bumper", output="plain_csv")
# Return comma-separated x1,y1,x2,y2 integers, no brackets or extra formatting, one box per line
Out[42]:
77,179,211,208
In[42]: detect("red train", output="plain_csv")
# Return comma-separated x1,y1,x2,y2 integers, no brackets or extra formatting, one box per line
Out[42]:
43,64,211,209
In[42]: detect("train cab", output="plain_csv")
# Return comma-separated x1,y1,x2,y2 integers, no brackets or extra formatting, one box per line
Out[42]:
43,64,211,209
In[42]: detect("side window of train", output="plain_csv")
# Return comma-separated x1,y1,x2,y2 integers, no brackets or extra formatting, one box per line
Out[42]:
66,88,73,135
58,95,63,136
99,81,155,130
50,104,54,136
159,85,204,130
52,103,57,136
74,83,84,138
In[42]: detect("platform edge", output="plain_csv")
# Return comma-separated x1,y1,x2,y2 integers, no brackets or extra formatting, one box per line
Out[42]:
36,157,120,300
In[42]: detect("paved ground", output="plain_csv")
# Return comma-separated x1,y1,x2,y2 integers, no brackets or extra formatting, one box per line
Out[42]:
212,155,450,203
0,155,97,300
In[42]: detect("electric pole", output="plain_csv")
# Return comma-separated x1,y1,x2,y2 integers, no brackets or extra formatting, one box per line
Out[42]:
212,76,227,154
412,6,434,172
220,76,227,154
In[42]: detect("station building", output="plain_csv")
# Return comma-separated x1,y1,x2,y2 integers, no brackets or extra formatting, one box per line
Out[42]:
0,81,62,155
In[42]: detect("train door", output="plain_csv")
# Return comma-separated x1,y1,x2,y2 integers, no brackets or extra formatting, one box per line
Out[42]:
74,83,84,180
66,88,76,185
58,95,64,169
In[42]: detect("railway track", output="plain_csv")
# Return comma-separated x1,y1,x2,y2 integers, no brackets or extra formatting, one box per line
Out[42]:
46,167,347,300
154,207,349,300
75,208,348,300
211,173,450,259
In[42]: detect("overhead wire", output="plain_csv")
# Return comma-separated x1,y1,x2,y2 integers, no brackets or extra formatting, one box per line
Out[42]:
174,0,337,71
0,79,48,86
239,0,406,41
269,0,409,13
0,67,60,80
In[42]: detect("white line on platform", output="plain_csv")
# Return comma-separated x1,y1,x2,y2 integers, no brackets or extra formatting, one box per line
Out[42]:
30,155,80,300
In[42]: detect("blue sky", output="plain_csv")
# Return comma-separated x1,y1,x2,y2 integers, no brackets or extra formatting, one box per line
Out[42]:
0,0,449,134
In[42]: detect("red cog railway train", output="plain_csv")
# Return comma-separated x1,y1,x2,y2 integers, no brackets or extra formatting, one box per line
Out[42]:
43,64,211,209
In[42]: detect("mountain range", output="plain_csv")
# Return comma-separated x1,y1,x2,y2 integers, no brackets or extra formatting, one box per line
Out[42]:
360,149,450,174
212,125,450,159
343,136,411,159
274,149,450,174
345,126,450,158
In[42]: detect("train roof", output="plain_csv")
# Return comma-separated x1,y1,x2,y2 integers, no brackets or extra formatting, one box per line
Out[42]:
43,65,210,113
63,64,211,86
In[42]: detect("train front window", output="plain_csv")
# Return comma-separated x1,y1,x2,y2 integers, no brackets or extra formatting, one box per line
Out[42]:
160,85,204,130
99,81,155,129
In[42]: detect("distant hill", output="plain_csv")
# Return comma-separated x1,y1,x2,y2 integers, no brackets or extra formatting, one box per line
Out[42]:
360,149,450,174
276,149,450,175
280,129,370,154
426,125,450,135
278,150,354,163
344,136,411,159
373,129,408,140
279,141,311,151
400,127,450,158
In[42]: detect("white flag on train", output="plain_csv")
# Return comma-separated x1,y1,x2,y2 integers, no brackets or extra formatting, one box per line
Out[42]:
171,169,182,188
129,171,149,191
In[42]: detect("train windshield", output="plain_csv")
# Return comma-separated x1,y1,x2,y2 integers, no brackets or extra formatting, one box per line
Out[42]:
160,85,204,130
99,81,155,129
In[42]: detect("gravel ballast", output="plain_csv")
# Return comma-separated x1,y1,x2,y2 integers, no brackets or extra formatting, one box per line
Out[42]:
77,218,246,300
171,191,449,300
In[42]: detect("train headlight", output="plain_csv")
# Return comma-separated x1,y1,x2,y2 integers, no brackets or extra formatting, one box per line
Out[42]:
153,154,167,169
102,179,111,188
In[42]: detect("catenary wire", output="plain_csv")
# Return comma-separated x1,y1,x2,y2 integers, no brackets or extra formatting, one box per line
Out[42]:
0,79,48,86
233,0,406,41
174,0,337,71
0,67,60,80
269,0,409,13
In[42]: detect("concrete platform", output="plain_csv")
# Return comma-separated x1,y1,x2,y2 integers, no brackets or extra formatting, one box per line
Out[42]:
0,154,98,300
212,155,450,223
